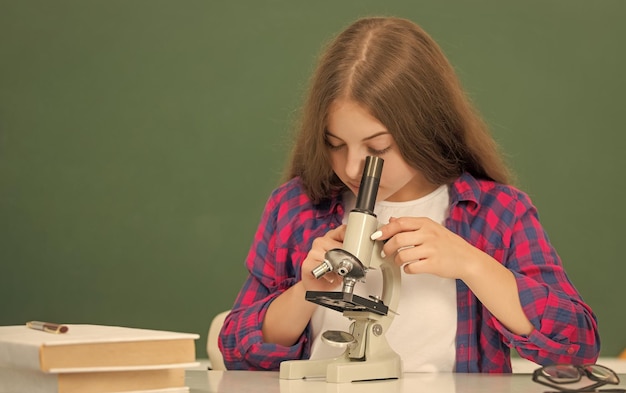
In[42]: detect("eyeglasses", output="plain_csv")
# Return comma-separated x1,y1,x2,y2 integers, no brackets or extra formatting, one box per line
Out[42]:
532,364,623,392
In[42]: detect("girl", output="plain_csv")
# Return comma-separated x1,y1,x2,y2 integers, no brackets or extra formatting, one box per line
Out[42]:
218,16,600,372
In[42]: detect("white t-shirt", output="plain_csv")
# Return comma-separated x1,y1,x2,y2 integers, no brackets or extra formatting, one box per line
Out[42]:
309,184,457,372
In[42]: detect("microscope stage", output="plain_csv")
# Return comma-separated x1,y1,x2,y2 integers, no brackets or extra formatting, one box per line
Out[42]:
305,291,388,315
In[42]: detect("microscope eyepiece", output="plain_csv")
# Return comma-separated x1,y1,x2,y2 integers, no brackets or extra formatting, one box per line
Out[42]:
354,156,384,215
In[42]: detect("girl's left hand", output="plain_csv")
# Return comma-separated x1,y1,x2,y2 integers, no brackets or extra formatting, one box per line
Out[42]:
372,216,481,280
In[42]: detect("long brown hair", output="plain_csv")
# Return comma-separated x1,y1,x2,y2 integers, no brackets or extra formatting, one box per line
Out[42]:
286,17,512,203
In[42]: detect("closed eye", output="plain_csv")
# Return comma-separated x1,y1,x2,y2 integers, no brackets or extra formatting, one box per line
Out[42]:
324,139,345,151
368,146,391,155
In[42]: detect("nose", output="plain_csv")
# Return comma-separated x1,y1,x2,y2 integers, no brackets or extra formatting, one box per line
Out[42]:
344,150,365,181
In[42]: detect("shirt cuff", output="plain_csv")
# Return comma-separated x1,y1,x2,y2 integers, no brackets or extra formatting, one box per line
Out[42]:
490,274,581,360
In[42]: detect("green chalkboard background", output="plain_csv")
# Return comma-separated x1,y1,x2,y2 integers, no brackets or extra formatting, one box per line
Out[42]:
1,1,624,359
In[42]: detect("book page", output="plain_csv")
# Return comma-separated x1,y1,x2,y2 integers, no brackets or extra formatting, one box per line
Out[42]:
0,325,199,371
0,325,199,346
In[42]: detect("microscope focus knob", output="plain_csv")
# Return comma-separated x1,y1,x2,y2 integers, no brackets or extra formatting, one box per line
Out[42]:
311,260,333,279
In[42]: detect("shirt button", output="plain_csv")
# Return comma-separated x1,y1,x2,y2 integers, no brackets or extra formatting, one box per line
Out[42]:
567,347,575,354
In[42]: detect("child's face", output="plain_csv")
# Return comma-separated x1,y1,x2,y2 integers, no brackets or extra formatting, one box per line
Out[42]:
325,99,437,202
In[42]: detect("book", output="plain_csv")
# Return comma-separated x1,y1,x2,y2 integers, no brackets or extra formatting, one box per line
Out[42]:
0,366,189,393
0,324,199,372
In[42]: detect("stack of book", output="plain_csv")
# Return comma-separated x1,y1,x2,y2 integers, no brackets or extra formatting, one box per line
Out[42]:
0,324,200,393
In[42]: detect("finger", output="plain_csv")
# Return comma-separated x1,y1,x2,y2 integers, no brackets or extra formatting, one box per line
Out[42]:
371,217,430,241
312,232,343,252
402,259,429,275
393,244,428,265
307,248,326,263
327,224,347,241
380,231,425,259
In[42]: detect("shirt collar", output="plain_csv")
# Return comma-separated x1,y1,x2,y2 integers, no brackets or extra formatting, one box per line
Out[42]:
314,188,345,221
449,172,483,207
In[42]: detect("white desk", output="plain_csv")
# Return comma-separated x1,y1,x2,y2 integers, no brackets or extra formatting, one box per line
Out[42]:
193,358,626,374
186,370,626,393
509,357,626,374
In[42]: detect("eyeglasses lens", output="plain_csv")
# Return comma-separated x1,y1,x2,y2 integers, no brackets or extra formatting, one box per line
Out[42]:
585,365,619,384
542,365,581,383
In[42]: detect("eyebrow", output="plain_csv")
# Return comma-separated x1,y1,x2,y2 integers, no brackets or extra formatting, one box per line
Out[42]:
324,131,390,142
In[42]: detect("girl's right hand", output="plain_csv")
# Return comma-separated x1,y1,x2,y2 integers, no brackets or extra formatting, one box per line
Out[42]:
300,225,347,292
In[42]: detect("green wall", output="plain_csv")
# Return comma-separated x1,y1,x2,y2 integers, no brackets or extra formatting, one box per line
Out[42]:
1,1,624,359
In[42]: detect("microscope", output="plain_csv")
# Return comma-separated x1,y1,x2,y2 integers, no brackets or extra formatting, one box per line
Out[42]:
279,156,402,383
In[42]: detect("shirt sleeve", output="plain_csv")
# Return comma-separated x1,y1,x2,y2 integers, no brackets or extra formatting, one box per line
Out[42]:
217,191,311,370
488,192,600,365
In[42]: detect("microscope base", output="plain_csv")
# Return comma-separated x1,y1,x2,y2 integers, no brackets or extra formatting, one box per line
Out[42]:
279,352,401,383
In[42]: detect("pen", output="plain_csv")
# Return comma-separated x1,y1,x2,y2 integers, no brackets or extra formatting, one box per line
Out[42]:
26,321,69,334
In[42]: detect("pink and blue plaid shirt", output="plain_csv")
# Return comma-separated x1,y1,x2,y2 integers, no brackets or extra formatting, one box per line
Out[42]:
219,173,600,372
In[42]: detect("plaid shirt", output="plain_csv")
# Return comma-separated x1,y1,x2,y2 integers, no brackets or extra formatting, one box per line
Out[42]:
219,173,600,372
